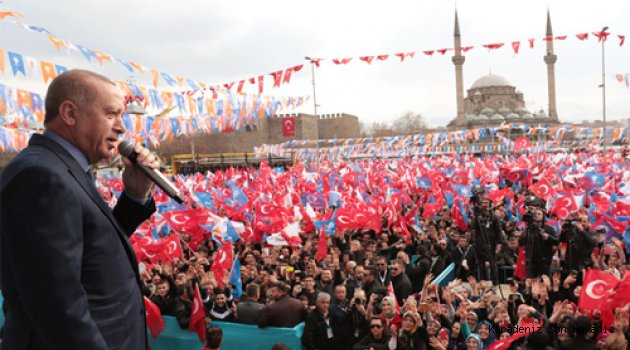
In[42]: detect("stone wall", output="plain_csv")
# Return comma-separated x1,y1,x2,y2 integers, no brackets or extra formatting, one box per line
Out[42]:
154,112,361,156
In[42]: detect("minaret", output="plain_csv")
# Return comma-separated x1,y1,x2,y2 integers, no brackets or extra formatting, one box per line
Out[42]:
544,10,559,121
452,10,466,125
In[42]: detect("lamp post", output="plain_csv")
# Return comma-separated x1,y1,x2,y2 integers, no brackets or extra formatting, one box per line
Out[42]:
600,26,608,155
305,56,319,168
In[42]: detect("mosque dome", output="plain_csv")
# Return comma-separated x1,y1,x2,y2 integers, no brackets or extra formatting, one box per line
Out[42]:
471,73,511,89
522,113,535,120
480,107,495,116
466,114,477,121
506,113,520,120
514,106,529,115
491,114,504,121
535,112,549,119
476,114,490,122
498,107,511,116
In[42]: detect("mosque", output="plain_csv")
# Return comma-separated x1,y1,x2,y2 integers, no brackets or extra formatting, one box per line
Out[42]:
448,11,561,127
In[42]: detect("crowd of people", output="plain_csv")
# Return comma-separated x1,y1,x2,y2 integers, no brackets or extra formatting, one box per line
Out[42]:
3,69,627,350
130,149,630,350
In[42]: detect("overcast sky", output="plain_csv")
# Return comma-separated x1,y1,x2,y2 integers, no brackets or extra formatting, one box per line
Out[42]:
1,0,629,127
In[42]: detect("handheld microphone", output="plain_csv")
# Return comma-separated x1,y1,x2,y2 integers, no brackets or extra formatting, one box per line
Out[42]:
118,141,185,204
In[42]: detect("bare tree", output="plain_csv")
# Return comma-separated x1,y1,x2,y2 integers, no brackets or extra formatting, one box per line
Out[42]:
369,121,397,137
391,111,427,134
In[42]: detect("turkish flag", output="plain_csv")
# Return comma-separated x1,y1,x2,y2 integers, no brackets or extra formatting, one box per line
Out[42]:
210,241,234,288
529,178,556,200
488,318,542,350
282,116,296,137
387,282,401,312
578,269,620,311
613,201,630,217
600,273,630,327
189,284,206,341
513,136,531,152
144,297,165,338
514,246,527,280
422,202,441,219
511,41,521,54
316,229,328,262
158,234,183,262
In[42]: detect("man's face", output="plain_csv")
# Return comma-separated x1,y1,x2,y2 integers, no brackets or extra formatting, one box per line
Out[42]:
354,266,365,280
68,78,125,164
508,238,518,250
303,277,315,291
157,283,169,297
316,297,330,314
321,270,332,282
269,287,283,301
534,209,544,222
376,259,387,272
390,263,402,277
334,286,346,301
458,236,467,248
175,273,188,286
215,293,226,307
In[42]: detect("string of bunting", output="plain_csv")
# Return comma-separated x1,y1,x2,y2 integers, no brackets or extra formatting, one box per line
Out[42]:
0,11,304,95
614,73,630,88
1,10,626,96
256,125,630,161
0,81,309,147
298,31,625,68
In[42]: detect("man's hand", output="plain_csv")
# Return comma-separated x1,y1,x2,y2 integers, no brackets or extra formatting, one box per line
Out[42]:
121,143,160,199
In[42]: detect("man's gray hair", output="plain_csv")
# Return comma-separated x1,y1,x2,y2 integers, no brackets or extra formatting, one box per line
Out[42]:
316,292,331,303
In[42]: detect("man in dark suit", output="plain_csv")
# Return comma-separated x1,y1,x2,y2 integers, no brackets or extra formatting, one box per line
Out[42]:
301,292,334,350
257,281,308,328
0,69,158,350
237,283,265,324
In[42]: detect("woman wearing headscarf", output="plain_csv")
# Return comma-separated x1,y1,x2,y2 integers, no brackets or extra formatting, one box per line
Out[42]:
396,311,428,350
465,334,483,350
476,321,496,349
368,295,403,334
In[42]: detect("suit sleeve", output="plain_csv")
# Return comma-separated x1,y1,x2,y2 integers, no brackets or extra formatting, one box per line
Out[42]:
1,167,110,349
301,313,317,350
256,306,272,328
113,191,155,237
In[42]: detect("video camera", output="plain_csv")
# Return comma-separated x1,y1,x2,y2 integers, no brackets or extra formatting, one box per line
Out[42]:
522,196,545,225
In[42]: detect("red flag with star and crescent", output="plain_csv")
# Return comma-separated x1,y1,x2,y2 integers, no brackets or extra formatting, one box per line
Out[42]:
189,284,206,341
144,296,165,338
210,241,234,288
513,136,531,152
282,116,296,137
529,178,556,201
488,318,543,350
578,269,620,311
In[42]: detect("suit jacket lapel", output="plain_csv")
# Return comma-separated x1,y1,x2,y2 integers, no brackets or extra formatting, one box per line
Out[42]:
29,135,140,275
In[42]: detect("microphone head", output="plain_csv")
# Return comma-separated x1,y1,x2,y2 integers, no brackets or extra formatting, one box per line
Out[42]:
118,141,135,158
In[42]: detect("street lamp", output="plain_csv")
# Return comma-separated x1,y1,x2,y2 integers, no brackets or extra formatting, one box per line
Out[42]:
305,56,320,168
600,26,608,155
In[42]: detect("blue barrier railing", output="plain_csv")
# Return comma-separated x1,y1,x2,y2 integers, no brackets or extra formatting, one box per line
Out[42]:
149,317,305,350
0,293,303,350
